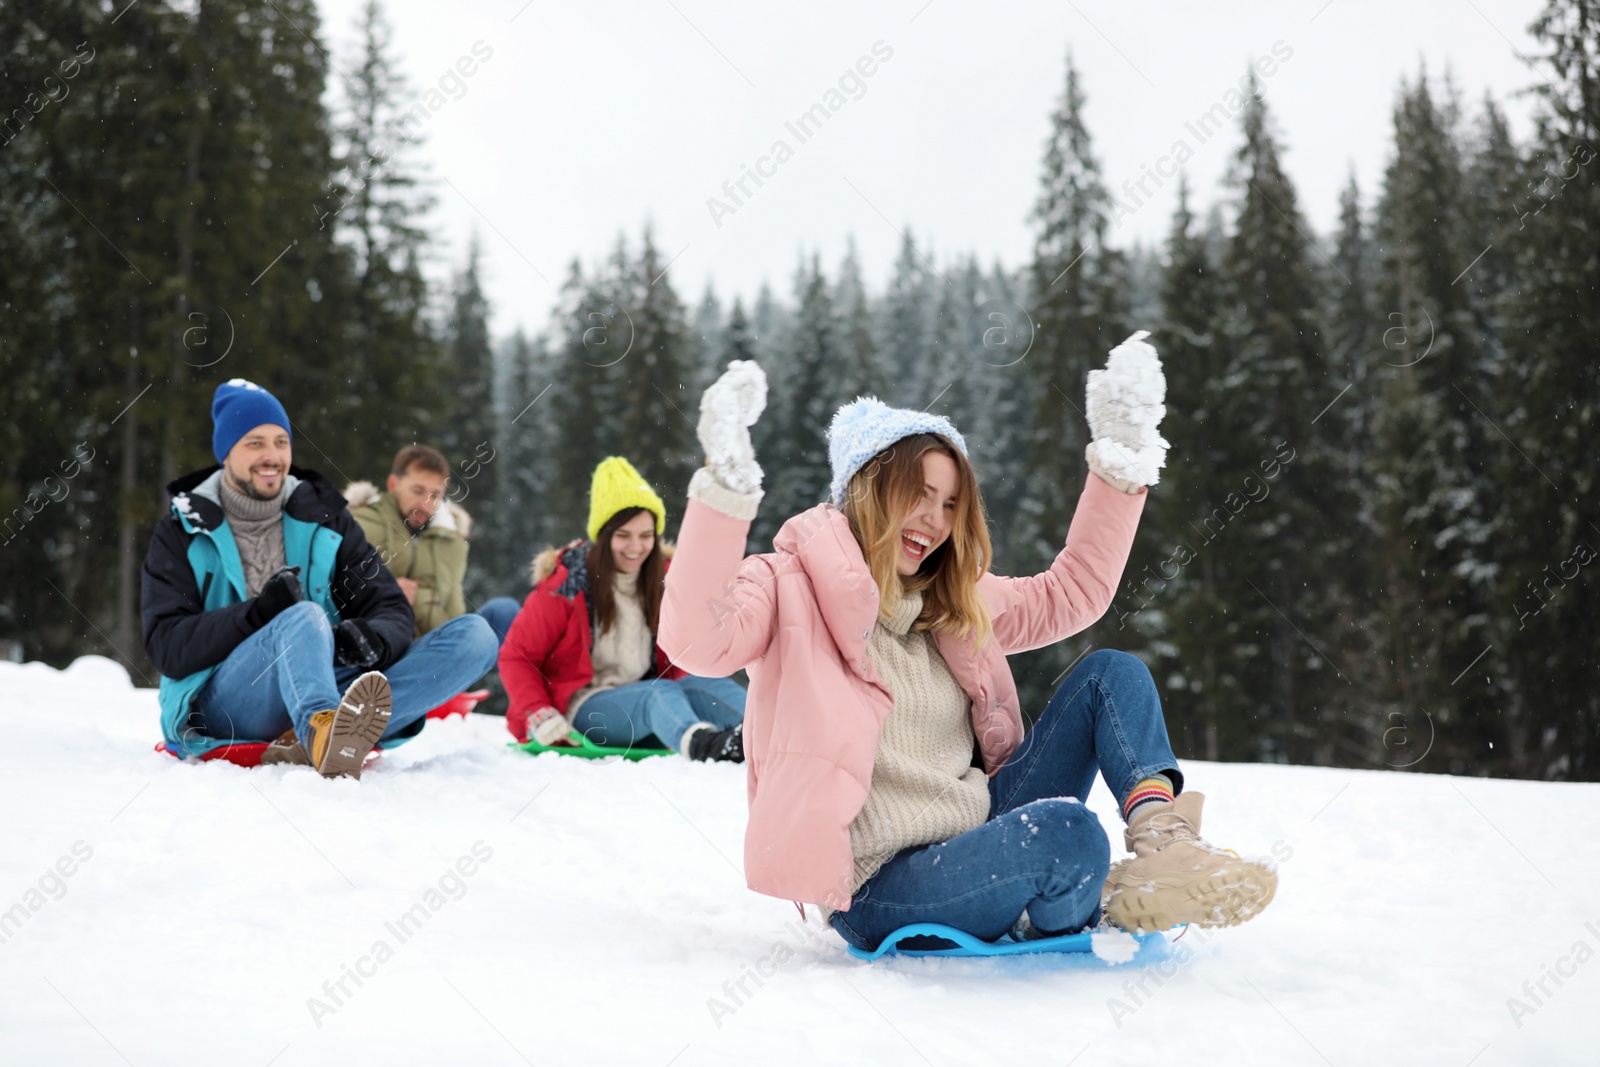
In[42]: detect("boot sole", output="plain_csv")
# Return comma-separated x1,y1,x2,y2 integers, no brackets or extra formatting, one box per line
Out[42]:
1104,859,1278,934
316,672,392,780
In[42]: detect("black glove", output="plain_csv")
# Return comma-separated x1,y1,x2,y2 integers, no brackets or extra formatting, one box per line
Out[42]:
333,618,384,669
244,566,304,630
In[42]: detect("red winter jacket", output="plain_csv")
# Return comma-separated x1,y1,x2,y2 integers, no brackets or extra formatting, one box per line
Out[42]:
498,539,686,743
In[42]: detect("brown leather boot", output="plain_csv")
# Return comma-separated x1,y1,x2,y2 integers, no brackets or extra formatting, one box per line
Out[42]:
1102,792,1277,934
259,728,310,767
307,671,392,780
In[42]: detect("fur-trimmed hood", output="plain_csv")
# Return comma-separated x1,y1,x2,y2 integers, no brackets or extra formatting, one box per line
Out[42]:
530,537,676,588
344,480,473,539
344,479,382,510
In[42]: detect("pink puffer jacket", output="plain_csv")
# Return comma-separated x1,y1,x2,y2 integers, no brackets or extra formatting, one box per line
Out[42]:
658,471,1145,908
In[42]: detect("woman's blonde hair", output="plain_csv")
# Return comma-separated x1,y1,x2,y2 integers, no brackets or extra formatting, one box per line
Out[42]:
840,432,993,649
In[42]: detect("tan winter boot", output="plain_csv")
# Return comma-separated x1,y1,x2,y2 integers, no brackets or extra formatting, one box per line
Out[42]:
1102,792,1277,934
307,671,392,780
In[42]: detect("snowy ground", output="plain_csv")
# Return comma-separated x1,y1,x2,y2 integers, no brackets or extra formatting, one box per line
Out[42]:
1,657,1596,1067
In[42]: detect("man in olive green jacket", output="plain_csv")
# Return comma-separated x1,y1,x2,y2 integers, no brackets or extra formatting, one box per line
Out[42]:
345,445,519,643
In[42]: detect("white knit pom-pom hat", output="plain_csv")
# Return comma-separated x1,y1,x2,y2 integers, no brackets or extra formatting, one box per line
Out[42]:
826,397,968,507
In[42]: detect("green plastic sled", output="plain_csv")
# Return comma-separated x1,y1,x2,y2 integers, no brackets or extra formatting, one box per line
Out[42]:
510,729,674,761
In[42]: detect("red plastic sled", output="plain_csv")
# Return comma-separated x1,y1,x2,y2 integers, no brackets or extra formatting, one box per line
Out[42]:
154,739,272,767
155,689,489,767
154,739,386,769
426,688,490,720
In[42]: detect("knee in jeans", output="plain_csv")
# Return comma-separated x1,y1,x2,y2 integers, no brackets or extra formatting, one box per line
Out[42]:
641,683,675,717
1081,648,1154,692
715,680,748,714
1021,799,1111,875
456,614,499,665
280,600,329,631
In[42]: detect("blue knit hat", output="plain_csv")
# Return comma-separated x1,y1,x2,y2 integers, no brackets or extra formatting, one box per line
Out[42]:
826,397,968,507
211,379,291,463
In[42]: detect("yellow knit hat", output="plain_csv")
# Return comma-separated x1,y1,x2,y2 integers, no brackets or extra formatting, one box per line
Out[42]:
587,456,666,542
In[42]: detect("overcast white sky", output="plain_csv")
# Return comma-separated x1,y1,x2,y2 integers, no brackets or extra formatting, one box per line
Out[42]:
312,0,1550,340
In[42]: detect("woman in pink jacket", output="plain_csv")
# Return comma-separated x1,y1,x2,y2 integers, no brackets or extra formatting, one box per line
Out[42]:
659,334,1277,950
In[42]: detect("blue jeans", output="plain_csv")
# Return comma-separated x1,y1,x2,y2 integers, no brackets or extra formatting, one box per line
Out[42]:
476,597,521,646
571,675,746,751
829,649,1181,950
191,601,499,750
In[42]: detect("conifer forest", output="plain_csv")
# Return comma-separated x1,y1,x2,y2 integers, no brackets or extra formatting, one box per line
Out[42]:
3,0,1596,780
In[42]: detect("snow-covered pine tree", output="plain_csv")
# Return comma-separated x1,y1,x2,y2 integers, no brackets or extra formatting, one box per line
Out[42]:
1122,241,1163,330
923,256,1036,575
691,284,725,397
714,294,787,552
750,282,789,357
0,0,110,664
0,0,363,669
523,229,697,545
1013,53,1130,717
1142,176,1239,761
1497,0,1600,778
332,0,440,480
1462,95,1524,317
877,231,937,409
926,256,978,424
963,262,1033,562
1320,172,1391,766
1326,174,1380,432
1372,69,1504,773
1020,53,1126,546
722,297,757,368
744,282,793,549
484,328,550,589
1218,77,1352,764
538,258,614,538
437,239,499,604
833,239,885,404
760,254,841,536
617,228,697,507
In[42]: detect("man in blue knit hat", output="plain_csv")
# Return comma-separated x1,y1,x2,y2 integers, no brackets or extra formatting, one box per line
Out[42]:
140,379,499,777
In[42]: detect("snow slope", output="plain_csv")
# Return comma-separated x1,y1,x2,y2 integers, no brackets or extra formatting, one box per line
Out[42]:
1,657,1595,1067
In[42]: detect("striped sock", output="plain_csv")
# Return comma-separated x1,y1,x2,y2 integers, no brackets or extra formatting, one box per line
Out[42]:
1123,775,1175,821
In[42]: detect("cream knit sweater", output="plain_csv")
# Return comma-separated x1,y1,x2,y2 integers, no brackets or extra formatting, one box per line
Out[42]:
847,589,991,892
567,568,655,719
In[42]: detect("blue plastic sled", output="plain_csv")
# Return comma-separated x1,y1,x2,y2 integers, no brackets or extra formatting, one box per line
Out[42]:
846,922,1177,962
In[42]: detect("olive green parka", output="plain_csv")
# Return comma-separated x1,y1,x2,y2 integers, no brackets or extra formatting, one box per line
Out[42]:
345,480,473,637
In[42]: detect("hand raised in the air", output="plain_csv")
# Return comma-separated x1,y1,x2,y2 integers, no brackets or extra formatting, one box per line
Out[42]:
697,360,768,496
1085,330,1169,493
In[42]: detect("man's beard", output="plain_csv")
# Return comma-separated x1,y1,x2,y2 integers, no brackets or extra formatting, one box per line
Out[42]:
230,470,284,500
398,500,431,533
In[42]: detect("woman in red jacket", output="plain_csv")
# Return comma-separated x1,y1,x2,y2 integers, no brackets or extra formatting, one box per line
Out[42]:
498,457,746,761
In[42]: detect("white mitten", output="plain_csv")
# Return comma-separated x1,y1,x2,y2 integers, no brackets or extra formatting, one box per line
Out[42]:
697,360,767,495
1085,330,1169,491
528,707,573,746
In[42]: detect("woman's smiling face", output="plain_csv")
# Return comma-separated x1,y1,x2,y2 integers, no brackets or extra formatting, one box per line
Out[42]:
610,510,656,574
895,451,958,575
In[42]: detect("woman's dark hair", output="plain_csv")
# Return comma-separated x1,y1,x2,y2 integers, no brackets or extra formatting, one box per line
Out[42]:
587,506,665,635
